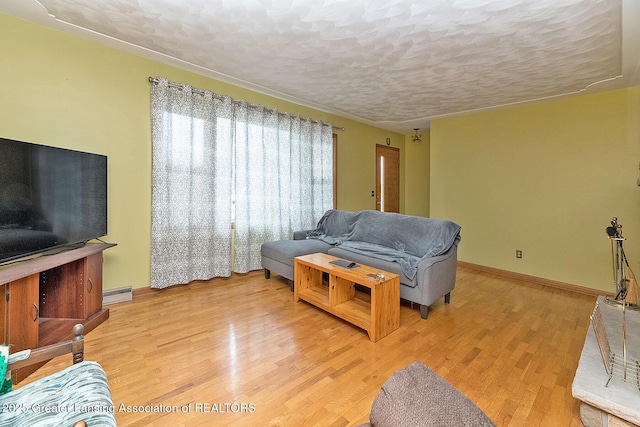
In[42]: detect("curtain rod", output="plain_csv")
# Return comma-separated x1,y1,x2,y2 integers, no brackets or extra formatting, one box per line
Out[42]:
148,77,344,131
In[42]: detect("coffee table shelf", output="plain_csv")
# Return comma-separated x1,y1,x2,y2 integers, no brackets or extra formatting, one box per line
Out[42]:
294,253,400,342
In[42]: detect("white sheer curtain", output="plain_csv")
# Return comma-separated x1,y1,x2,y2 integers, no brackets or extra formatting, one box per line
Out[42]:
150,77,333,286
233,104,333,273
150,78,234,288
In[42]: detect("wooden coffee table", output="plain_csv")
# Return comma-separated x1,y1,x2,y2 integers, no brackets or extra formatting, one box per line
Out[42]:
294,253,400,342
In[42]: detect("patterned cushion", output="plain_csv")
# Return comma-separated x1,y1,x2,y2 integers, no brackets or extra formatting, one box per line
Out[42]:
0,361,116,426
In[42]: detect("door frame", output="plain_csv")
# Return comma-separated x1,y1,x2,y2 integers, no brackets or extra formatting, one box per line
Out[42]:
375,144,400,212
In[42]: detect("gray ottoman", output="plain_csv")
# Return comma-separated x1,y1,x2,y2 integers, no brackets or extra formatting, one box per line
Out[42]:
260,239,332,290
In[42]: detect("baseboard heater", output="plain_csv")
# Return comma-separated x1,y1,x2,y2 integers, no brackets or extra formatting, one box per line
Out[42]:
102,286,133,305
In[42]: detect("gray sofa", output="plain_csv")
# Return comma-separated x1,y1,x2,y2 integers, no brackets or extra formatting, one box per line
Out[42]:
261,209,461,319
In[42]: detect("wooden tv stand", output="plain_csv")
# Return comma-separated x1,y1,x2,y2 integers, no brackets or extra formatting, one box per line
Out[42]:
0,242,115,382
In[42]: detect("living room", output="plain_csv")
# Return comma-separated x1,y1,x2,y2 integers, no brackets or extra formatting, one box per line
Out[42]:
1,1,639,425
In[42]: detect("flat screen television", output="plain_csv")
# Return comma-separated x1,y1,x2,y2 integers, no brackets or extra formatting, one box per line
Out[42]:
0,137,107,265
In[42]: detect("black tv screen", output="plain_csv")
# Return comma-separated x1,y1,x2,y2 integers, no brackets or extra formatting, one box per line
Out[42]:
0,137,107,265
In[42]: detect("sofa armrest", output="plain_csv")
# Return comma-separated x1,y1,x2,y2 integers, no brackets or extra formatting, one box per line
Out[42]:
8,324,84,373
293,229,314,240
415,245,458,307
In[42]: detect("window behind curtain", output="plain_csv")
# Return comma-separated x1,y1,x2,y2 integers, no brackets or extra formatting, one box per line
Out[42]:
150,77,333,288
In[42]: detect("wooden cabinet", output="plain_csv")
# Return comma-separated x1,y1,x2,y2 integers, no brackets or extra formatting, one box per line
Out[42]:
39,254,104,320
5,275,40,352
0,243,114,382
39,259,85,319
84,253,104,318
0,285,4,343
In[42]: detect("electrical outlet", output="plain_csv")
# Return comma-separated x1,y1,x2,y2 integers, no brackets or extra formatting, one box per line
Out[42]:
516,250,522,259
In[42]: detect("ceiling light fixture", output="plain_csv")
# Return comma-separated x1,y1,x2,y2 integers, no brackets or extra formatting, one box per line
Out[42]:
412,128,422,142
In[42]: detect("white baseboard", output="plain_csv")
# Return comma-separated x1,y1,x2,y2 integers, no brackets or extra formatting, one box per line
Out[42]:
103,286,133,305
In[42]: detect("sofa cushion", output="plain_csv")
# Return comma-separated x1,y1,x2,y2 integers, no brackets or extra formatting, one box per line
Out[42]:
260,239,332,267
348,210,460,258
367,361,495,427
312,209,360,239
327,247,417,287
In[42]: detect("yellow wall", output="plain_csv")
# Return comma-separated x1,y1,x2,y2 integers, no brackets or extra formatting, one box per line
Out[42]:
430,87,640,292
404,131,430,217
7,11,636,294
0,13,405,290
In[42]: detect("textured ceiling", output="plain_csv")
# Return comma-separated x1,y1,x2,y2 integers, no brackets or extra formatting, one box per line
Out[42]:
2,0,639,133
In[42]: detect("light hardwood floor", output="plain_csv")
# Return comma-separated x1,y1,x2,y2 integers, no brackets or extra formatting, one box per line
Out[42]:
19,265,596,426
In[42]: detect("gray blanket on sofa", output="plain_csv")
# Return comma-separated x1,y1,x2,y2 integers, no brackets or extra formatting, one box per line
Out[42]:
307,210,461,280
